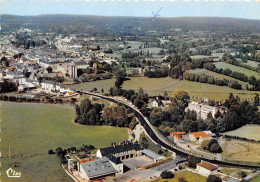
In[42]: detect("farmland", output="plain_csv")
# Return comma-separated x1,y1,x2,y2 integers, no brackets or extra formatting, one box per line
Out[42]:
0,102,128,181
220,138,260,163
69,77,260,101
0,102,128,155
238,59,260,68
186,69,250,89
1,155,73,182
214,62,260,78
223,124,260,141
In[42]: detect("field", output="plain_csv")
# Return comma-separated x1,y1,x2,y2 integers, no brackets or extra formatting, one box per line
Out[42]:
223,124,260,141
186,69,250,89
238,59,260,68
69,77,260,102
220,139,260,163
0,102,128,181
155,171,206,182
1,155,72,182
214,62,260,78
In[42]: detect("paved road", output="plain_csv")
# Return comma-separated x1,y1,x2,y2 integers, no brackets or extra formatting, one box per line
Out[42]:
79,91,260,169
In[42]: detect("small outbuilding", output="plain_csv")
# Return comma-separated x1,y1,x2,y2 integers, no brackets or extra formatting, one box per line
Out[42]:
142,149,165,162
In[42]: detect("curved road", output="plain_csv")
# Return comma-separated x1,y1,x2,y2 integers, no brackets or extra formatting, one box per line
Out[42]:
79,91,260,169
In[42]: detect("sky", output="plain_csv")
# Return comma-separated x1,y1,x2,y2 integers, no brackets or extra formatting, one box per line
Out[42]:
0,0,260,20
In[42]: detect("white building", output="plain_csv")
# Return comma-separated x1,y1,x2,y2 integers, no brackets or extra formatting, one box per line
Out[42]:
78,157,117,181
196,160,218,176
186,101,218,120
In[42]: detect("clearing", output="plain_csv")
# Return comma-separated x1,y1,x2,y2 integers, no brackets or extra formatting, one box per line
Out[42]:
214,62,260,79
223,124,260,141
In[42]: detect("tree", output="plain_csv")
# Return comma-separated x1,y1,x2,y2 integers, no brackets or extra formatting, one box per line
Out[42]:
254,93,259,106
207,175,222,182
201,140,211,150
160,171,174,179
209,143,223,153
48,149,55,154
56,147,63,156
114,69,127,88
46,66,53,73
187,155,201,168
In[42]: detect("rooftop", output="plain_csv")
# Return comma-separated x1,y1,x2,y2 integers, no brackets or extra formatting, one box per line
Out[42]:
197,161,218,171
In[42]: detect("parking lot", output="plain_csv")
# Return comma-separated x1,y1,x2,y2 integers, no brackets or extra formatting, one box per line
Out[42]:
123,156,154,169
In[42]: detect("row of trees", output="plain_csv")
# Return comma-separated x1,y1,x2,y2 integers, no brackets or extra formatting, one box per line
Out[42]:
183,72,242,90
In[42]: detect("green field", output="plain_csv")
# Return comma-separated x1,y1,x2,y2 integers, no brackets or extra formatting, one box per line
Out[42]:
223,124,260,141
0,102,128,155
186,69,250,89
156,171,206,182
214,62,260,78
0,102,128,181
238,59,260,68
1,155,72,182
69,77,260,101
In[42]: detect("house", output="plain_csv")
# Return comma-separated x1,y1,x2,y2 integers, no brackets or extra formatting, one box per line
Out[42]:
78,157,117,181
170,131,186,137
185,101,218,120
189,131,213,143
174,135,186,145
125,67,143,75
151,97,164,107
96,142,142,161
196,160,218,176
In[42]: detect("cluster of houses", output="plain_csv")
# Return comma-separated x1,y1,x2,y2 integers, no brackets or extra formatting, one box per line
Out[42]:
171,130,216,146
66,142,166,181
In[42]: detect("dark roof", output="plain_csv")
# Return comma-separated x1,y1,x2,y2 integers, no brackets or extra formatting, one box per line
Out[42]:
100,143,142,156
106,154,122,164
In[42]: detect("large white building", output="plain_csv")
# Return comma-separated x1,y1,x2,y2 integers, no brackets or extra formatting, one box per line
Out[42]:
185,101,218,120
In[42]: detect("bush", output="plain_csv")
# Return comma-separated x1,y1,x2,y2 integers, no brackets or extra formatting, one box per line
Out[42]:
48,149,55,154
207,175,222,182
160,171,174,179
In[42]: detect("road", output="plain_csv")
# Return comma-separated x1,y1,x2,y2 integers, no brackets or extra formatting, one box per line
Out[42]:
79,91,260,169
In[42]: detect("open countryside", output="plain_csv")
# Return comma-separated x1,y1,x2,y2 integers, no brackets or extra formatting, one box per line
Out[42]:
0,102,128,156
214,62,260,79
223,124,260,141
69,77,260,101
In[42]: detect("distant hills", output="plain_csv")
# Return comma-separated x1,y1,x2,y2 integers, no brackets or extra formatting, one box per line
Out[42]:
1,14,260,34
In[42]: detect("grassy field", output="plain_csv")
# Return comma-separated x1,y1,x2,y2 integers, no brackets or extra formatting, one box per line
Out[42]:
0,102,128,155
0,102,128,181
1,155,72,182
238,59,260,68
214,62,260,78
186,69,250,89
155,171,206,182
69,77,260,102
223,124,260,141
220,139,260,163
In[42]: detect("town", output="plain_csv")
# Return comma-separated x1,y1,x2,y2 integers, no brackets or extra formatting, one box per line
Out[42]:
1,8,260,182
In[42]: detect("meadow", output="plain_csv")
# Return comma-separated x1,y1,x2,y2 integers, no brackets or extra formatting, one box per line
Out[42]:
0,102,128,155
220,138,260,163
1,155,73,182
186,68,250,89
223,124,260,141
0,102,128,181
238,59,260,68
155,171,206,182
69,77,260,102
214,62,260,78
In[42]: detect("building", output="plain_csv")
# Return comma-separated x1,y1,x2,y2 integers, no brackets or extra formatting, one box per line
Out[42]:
151,97,164,107
106,154,124,174
189,131,213,143
196,160,218,176
185,101,218,120
96,142,142,161
170,131,186,137
142,149,165,162
78,157,117,180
